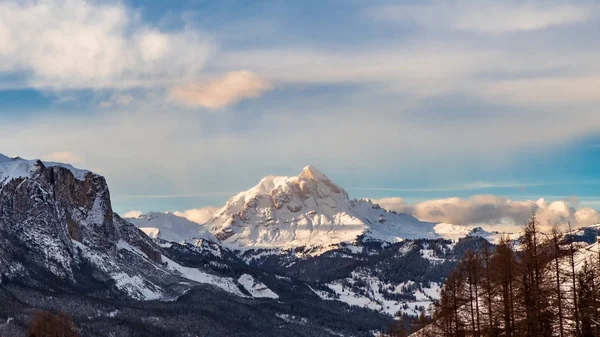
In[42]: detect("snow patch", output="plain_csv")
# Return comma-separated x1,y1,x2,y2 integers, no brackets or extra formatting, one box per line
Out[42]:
161,255,246,297
238,274,279,299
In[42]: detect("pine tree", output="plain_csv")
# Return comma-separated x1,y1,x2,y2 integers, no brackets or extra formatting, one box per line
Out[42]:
549,225,566,337
492,236,516,337
568,222,582,337
28,311,79,337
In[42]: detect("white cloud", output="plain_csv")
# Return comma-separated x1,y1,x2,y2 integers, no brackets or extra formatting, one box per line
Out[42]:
374,195,600,232
369,1,592,34
482,76,600,106
54,95,78,104
123,210,143,218
0,0,213,90
42,151,84,164
217,43,600,109
170,71,272,109
173,207,218,224
99,94,135,108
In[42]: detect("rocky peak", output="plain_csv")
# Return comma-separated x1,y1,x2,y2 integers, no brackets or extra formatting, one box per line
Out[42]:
0,155,174,299
299,165,327,181
0,158,117,249
207,166,438,251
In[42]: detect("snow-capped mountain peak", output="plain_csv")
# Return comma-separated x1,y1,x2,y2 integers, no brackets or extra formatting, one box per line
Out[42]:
207,166,438,252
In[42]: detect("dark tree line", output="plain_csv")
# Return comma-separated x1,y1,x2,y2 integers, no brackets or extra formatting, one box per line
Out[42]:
27,311,79,337
424,214,600,337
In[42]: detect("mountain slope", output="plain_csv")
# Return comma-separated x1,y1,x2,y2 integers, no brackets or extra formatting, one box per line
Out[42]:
0,155,394,336
0,156,228,301
126,211,215,244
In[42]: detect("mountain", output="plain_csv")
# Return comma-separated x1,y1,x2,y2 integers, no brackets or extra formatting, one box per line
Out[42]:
0,156,238,301
126,212,216,244
123,166,499,323
207,165,439,252
0,155,396,336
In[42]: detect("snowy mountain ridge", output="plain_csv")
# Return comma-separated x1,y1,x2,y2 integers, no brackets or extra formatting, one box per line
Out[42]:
127,211,216,244
205,165,441,252
127,165,499,255
0,155,90,185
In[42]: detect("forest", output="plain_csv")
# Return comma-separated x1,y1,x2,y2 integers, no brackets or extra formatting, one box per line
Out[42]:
407,215,600,337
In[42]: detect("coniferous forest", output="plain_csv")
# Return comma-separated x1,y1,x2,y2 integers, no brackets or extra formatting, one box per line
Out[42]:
413,215,600,337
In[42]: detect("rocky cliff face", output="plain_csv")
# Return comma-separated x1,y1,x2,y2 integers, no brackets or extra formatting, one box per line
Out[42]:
0,158,173,298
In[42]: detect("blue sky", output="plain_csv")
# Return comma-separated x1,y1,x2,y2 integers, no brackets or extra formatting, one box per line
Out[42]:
1,0,599,228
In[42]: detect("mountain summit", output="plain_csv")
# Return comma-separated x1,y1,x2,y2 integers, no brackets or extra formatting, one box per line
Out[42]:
206,166,438,251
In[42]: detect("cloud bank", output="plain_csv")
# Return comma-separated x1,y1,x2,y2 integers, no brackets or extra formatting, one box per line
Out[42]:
123,210,143,219
374,195,600,232
173,207,219,224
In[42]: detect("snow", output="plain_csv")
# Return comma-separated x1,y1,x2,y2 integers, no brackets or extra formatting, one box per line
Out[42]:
161,255,246,297
140,227,161,239
433,223,474,239
207,166,441,254
276,313,308,325
123,166,492,256
309,286,332,300
0,155,89,186
0,317,13,328
111,272,162,300
127,212,216,244
319,271,440,317
116,240,247,298
238,274,279,299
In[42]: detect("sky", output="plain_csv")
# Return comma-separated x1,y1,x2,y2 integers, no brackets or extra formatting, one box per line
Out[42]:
1,0,600,230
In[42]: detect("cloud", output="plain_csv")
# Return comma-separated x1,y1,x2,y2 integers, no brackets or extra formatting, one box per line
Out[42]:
0,0,213,90
483,76,600,106
369,1,592,34
373,195,600,232
123,210,143,218
170,71,272,109
54,95,78,104
173,207,218,224
217,43,600,110
122,207,217,224
42,151,84,164
99,94,135,108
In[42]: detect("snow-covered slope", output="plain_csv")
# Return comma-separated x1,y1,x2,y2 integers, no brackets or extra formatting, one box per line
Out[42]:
0,155,90,186
207,165,438,251
433,223,503,242
127,212,216,244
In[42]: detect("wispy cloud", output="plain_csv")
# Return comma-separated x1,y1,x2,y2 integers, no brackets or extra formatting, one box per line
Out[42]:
99,94,135,108
42,151,84,165
114,192,236,200
368,1,593,34
350,181,600,193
